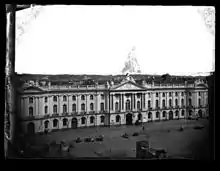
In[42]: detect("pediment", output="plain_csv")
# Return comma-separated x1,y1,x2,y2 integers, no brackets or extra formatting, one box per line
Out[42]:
112,81,145,90
22,86,44,93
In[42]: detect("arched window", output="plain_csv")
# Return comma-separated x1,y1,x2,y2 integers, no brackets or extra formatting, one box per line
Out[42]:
44,97,48,103
90,103,94,111
63,104,67,113
90,95,94,100
53,105,57,114
81,103,85,111
156,111,160,118
115,102,119,111
148,93,151,98
148,112,152,119
175,99,178,106
63,118,68,126
44,106,48,114
169,99,172,107
81,117,86,124
126,100,130,110
198,92,201,96
53,119,58,127
175,110,179,117
181,92,184,96
162,93,165,97
72,104,76,112
116,115,121,123
53,96,57,102
100,102,104,111
189,92,192,96
181,99,184,106
198,99,201,106
137,101,141,110
189,98,192,106
156,93,159,97
90,116,95,124
169,92,172,97
63,95,67,101
81,95,85,101
181,110,185,116
163,111,166,118
162,99,166,107
44,120,49,129
29,107,33,116
29,97,33,104
100,115,105,123
72,95,76,101
148,100,151,108
156,100,159,108
175,92,178,96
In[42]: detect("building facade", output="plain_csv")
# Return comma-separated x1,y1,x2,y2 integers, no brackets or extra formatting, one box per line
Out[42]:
17,74,209,134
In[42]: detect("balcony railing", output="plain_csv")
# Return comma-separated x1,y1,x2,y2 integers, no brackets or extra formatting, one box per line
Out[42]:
89,111,95,114
148,107,152,110
162,106,167,109
155,106,160,110
71,111,78,115
24,115,35,120
44,114,50,118
80,111,87,115
52,113,59,117
62,112,69,116
115,109,121,113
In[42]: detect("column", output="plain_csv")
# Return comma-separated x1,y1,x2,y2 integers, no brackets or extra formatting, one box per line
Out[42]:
77,94,80,113
96,93,98,113
119,94,121,111
21,97,24,118
131,93,133,111
122,93,124,111
36,97,38,116
68,95,71,114
48,95,51,115
58,95,60,114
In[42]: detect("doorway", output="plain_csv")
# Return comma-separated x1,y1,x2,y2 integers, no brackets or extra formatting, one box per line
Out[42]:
27,122,35,135
169,111,173,120
71,118,78,129
126,113,133,125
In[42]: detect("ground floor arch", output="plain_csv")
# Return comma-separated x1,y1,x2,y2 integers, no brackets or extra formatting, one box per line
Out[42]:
198,109,203,118
71,118,78,129
138,113,142,121
189,110,193,116
126,113,133,125
169,111,173,120
175,110,179,119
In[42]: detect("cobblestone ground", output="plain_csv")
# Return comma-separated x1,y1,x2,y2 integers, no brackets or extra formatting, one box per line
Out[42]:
24,118,210,159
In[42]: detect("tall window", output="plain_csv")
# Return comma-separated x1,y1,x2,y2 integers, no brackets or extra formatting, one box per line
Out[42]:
156,100,159,108
72,104,76,112
126,100,130,110
156,112,160,118
44,97,48,103
44,106,48,114
169,92,172,97
53,105,57,114
137,101,141,110
81,95,85,101
156,93,159,97
90,103,94,111
63,104,67,113
115,102,119,111
181,99,184,106
148,112,152,119
100,116,105,123
53,96,57,102
198,92,201,96
137,94,141,98
181,92,184,96
148,100,151,108
198,99,201,106
116,115,121,123
189,98,192,106
181,110,185,116
162,93,165,97
163,111,166,118
29,107,33,116
81,117,86,124
90,116,95,124
72,95,76,101
63,118,68,126
44,120,49,129
90,95,94,100
101,94,104,100
81,103,85,111
63,95,67,101
29,97,33,104
100,102,104,111
53,119,58,127
175,99,178,106
169,99,172,107
175,92,178,96
162,99,166,107
148,93,151,98
189,92,192,96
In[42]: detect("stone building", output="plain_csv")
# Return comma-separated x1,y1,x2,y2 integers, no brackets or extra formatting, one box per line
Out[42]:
16,74,209,134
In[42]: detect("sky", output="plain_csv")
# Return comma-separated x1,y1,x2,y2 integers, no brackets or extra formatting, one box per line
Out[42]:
15,5,215,76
